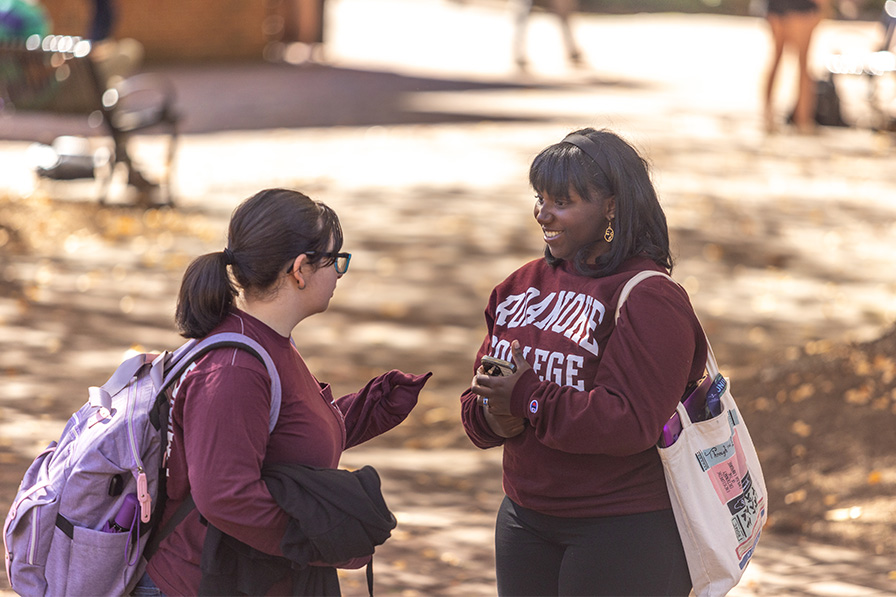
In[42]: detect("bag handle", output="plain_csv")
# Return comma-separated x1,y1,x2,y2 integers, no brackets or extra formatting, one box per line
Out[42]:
88,353,154,411
89,333,211,409
614,270,721,380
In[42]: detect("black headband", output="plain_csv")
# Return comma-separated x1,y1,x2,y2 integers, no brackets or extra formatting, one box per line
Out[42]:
561,133,611,179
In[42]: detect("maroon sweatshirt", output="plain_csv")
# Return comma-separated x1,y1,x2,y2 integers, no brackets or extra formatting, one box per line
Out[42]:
460,256,707,518
148,310,429,596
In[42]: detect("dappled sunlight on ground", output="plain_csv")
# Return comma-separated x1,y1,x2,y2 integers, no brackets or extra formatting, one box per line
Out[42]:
2,2,896,594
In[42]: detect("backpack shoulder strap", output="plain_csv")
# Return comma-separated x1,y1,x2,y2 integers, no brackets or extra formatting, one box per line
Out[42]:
144,494,195,559
145,333,283,559
161,332,282,433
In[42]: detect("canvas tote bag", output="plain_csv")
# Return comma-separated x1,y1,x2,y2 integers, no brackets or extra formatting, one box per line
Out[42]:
616,271,768,597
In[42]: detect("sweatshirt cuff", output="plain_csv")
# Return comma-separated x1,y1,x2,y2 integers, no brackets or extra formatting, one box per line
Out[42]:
509,368,540,418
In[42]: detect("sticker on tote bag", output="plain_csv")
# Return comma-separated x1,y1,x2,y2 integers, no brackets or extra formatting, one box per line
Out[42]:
694,413,766,569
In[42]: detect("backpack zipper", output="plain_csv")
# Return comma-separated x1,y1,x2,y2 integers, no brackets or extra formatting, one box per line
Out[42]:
126,380,151,523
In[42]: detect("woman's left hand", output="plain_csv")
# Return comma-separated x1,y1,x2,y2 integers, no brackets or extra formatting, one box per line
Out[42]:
471,340,531,417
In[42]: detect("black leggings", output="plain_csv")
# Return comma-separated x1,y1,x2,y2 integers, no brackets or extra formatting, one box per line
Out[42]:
495,497,692,597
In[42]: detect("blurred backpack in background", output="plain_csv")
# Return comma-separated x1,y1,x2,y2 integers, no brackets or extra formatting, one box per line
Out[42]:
813,74,848,127
789,73,848,128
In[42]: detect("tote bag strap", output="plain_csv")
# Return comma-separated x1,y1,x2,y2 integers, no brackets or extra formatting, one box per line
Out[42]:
614,270,721,380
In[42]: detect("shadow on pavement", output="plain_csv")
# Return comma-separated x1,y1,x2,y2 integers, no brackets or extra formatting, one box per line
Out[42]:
1,61,653,143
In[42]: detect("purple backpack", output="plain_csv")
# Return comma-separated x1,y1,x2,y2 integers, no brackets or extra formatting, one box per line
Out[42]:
3,332,281,596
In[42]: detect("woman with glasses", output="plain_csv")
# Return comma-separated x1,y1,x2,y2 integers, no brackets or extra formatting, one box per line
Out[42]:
460,129,705,596
140,188,430,596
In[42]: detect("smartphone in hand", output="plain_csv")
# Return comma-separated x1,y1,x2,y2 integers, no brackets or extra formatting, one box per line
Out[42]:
481,355,516,377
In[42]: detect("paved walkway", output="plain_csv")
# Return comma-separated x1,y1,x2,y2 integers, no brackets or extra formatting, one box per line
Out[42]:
2,1,896,595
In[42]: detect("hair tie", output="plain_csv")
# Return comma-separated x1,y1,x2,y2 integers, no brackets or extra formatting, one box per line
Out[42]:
562,133,611,179
222,247,235,265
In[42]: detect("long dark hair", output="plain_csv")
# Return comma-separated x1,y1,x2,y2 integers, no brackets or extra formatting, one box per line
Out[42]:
529,128,672,277
175,188,343,338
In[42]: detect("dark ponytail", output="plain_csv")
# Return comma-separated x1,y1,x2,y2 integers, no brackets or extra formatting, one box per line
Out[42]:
175,252,238,339
175,188,342,338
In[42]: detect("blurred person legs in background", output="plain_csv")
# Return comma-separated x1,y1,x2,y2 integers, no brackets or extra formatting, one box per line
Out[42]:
86,0,144,87
280,0,326,64
88,0,113,40
513,0,584,71
84,0,150,192
762,0,829,134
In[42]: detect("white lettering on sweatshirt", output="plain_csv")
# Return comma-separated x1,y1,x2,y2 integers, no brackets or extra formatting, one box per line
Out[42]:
494,287,605,357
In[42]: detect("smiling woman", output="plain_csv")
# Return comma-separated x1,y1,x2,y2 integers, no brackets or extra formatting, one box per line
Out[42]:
528,129,673,277
460,128,706,596
534,185,611,263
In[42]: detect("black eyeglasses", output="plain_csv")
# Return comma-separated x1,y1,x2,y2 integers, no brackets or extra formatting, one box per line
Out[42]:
306,251,352,274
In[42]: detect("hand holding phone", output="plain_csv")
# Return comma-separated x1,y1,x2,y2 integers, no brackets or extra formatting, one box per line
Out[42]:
477,355,524,438
480,355,516,377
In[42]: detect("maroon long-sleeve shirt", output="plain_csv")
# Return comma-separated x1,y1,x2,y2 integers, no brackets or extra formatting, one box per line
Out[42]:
461,256,707,518
148,310,428,595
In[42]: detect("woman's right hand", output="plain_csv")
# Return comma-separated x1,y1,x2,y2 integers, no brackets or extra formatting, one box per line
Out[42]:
472,340,529,438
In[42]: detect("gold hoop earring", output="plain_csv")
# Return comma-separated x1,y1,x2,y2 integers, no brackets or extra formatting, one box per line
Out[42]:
604,220,615,243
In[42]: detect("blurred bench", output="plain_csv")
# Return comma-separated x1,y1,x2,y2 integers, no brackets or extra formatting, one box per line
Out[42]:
821,1,896,133
0,35,179,206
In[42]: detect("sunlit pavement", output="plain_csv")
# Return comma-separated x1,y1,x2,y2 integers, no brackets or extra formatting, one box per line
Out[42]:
2,0,896,595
